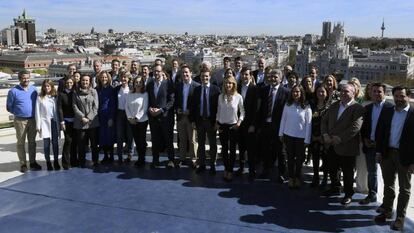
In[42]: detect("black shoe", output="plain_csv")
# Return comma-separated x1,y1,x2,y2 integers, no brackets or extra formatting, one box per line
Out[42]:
93,162,99,168
359,195,377,205
277,175,286,184
20,164,28,173
62,163,69,170
235,167,244,176
258,172,269,179
134,160,145,168
117,155,123,164
124,154,132,163
248,171,256,181
196,165,206,174
30,162,42,171
150,161,160,169
46,162,53,171
101,156,109,164
341,196,352,205
53,161,61,171
209,166,216,175
374,212,393,224
321,188,341,197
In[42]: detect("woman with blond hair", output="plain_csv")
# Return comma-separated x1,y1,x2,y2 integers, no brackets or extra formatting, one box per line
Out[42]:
96,71,116,164
322,75,340,104
36,79,60,170
216,76,245,181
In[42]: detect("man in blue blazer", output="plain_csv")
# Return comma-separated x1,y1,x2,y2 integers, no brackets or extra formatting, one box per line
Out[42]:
190,68,220,174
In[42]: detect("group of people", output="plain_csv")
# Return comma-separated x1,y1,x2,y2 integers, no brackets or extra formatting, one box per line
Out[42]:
6,56,414,231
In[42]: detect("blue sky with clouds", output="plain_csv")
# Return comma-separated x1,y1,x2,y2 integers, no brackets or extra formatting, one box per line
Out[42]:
0,0,413,37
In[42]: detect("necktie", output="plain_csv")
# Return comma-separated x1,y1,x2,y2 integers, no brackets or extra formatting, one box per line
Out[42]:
267,87,276,119
202,87,208,117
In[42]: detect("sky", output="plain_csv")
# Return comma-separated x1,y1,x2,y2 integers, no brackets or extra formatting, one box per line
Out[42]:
0,0,413,38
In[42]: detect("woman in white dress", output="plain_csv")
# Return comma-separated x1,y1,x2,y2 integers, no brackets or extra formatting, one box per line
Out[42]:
35,79,60,171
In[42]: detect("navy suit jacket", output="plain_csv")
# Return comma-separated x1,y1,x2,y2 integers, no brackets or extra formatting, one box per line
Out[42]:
258,84,288,132
147,79,175,119
237,83,258,127
189,84,221,124
360,101,394,153
376,104,414,166
174,80,200,120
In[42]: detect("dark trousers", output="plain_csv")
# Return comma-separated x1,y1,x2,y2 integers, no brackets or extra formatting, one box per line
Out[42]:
130,121,148,162
62,122,78,166
284,134,305,179
327,147,356,197
260,123,286,175
196,119,217,167
116,110,133,156
43,119,59,162
238,123,256,172
311,141,328,182
77,128,99,165
149,116,174,162
365,148,378,199
218,123,238,172
380,149,411,218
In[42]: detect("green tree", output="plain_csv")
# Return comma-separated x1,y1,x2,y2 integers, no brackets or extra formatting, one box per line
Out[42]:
0,67,13,74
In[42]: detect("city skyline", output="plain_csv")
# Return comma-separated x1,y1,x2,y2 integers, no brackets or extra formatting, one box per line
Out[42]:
0,0,414,38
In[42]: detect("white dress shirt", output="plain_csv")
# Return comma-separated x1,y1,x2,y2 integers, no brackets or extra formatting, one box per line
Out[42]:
389,105,410,149
279,103,312,144
370,100,385,141
216,93,245,124
125,92,149,122
337,99,354,120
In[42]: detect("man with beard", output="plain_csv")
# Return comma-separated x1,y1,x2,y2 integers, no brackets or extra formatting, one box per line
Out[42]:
374,86,414,231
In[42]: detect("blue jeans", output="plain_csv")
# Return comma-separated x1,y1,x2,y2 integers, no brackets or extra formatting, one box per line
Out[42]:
44,119,59,162
365,148,378,199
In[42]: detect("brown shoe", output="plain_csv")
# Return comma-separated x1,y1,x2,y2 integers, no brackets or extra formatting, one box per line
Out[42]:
374,212,393,224
390,217,404,231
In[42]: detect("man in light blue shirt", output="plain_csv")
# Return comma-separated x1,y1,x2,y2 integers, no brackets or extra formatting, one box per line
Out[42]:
6,70,41,172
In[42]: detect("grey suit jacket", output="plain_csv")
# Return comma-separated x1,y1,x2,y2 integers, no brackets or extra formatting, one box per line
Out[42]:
321,100,364,156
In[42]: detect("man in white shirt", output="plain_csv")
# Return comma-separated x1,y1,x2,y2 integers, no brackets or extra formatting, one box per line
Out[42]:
374,86,414,231
321,83,364,206
175,65,200,167
253,58,266,86
360,83,394,205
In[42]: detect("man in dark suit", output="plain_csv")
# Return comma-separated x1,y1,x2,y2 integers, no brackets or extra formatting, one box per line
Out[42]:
233,57,243,83
374,86,414,231
57,63,77,92
175,65,200,167
252,57,266,86
359,83,394,205
147,64,175,168
212,57,231,88
109,59,121,87
321,83,364,205
237,67,258,179
190,68,220,174
167,59,181,86
257,69,288,182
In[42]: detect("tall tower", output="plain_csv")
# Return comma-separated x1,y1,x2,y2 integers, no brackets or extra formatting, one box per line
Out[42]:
381,18,385,38
322,21,332,42
13,9,36,44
